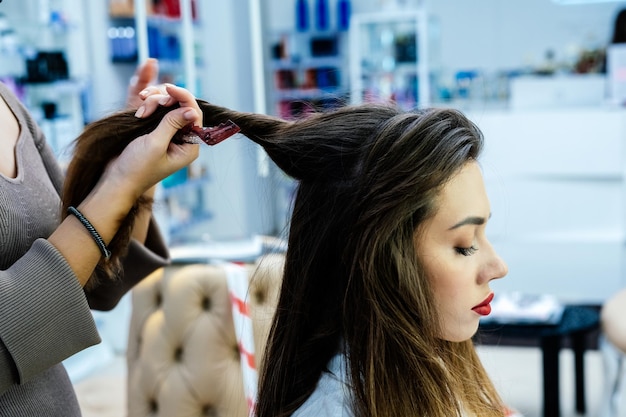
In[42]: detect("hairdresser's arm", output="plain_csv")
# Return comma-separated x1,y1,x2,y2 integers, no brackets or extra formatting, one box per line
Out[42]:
0,82,199,394
85,59,167,310
48,85,201,288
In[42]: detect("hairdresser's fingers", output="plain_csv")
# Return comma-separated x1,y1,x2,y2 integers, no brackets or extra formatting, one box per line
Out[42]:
142,105,202,165
107,107,201,196
152,105,202,146
165,84,201,121
138,84,167,100
135,84,200,119
126,58,159,109
160,84,199,110
141,106,201,181
134,93,169,118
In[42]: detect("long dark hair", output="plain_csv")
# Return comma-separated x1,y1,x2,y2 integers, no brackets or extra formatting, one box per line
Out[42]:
63,101,504,416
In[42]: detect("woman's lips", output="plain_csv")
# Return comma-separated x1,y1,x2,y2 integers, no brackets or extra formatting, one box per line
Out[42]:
472,292,494,316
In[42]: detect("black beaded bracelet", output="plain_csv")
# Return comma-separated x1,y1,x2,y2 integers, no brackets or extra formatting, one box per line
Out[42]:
67,206,112,260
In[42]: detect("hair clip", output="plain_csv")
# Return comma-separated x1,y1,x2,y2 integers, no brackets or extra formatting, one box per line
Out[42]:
172,120,241,146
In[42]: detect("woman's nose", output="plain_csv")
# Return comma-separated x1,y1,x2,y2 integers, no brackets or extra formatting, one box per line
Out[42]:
481,240,508,283
490,252,508,281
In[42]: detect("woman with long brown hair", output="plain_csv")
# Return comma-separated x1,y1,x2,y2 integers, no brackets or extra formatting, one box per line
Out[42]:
234,104,510,417
66,93,513,416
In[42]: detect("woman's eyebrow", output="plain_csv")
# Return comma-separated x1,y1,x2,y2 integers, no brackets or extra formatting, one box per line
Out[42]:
448,213,492,230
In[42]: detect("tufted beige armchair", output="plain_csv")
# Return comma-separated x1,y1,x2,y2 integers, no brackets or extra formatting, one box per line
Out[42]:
126,253,284,417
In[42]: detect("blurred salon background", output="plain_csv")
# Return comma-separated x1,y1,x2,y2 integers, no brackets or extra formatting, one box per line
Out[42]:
1,1,625,416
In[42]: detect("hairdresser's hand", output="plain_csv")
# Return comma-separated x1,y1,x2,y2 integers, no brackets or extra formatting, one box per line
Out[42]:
126,58,159,109
105,84,202,202
134,82,197,118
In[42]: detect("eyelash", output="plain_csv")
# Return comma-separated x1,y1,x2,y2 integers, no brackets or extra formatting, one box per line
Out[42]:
455,246,478,256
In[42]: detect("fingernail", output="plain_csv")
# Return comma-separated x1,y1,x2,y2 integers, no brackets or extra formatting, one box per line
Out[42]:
134,106,145,118
158,96,169,106
183,109,196,120
139,89,149,98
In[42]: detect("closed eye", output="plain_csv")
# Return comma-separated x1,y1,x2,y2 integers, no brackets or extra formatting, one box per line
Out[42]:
455,246,478,256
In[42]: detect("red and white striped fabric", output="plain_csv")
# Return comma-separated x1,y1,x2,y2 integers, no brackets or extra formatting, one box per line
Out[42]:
224,261,258,416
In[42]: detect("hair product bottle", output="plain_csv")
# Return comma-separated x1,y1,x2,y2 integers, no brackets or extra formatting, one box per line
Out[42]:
296,0,309,31
315,0,329,31
337,0,351,31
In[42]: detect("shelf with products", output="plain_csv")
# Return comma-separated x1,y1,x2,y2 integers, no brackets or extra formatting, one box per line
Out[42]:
107,0,201,88
108,0,198,20
107,17,197,79
349,9,438,110
267,30,349,119
23,79,89,164
0,2,92,163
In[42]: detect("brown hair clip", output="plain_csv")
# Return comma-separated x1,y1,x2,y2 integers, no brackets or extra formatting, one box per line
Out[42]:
172,119,241,146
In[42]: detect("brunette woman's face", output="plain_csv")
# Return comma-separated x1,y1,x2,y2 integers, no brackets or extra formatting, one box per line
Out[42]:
416,161,508,342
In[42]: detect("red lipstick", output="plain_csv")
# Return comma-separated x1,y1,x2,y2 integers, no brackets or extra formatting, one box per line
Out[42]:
472,293,494,316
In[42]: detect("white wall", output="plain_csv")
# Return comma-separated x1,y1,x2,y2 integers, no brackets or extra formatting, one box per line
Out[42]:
264,0,624,73
426,0,620,73
472,106,626,303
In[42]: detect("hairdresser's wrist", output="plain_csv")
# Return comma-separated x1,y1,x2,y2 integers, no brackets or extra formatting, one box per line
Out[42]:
101,164,153,205
78,181,138,241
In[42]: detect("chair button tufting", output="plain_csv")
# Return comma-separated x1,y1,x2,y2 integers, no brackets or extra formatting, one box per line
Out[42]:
254,289,266,304
155,292,162,307
233,344,240,361
202,296,211,311
202,404,218,416
174,346,183,362
149,399,158,413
